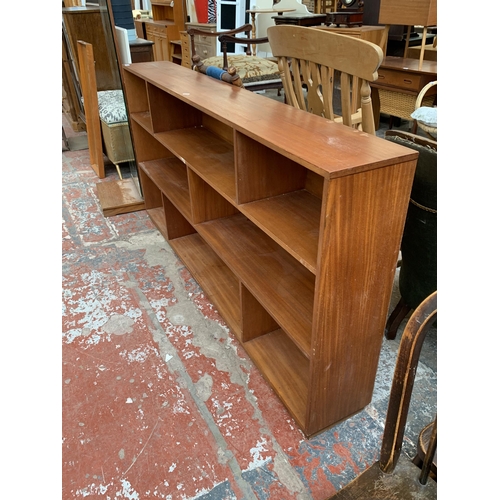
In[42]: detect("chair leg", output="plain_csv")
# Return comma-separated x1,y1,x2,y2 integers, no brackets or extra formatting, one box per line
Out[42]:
385,298,412,340
115,164,123,180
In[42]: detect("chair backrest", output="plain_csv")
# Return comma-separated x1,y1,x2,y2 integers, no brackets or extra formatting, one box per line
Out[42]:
267,25,383,134
187,24,254,70
380,290,437,477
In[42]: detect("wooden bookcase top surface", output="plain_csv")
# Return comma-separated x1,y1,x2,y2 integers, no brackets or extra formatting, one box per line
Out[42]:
124,62,418,178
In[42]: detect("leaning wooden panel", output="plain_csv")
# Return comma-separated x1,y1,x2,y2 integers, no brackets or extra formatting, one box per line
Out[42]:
77,41,105,178
306,161,417,436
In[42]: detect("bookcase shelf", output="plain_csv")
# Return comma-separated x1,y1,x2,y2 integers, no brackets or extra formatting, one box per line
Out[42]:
123,62,419,436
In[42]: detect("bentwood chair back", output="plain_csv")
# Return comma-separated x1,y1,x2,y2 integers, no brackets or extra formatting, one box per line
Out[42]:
331,291,438,499
267,25,383,134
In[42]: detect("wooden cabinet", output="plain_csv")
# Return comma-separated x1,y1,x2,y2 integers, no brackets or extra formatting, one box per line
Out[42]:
62,6,121,91
138,0,186,63
145,21,171,61
170,39,183,65
185,22,217,59
179,31,191,68
122,61,418,437
129,38,155,63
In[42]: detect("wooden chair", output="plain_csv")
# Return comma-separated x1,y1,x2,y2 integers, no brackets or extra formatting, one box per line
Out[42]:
187,24,283,93
267,25,384,134
330,291,438,499
411,81,437,140
77,40,134,179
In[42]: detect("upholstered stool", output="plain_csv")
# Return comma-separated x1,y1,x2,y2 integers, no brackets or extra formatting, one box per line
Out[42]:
200,55,282,89
384,131,437,340
96,90,134,180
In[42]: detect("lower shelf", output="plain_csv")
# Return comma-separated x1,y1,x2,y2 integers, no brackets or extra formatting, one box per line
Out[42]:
195,214,314,358
169,232,242,337
244,329,309,428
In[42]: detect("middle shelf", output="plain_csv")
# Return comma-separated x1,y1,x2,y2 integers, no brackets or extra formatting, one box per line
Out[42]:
133,113,324,274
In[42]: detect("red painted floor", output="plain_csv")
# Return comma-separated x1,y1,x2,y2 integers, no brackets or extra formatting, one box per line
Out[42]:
61,113,437,499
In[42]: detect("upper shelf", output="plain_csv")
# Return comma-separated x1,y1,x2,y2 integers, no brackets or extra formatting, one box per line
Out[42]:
124,62,419,179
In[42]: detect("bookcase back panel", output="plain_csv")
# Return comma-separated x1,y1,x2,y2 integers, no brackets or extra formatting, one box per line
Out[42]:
235,132,307,205
130,121,172,162
148,84,202,133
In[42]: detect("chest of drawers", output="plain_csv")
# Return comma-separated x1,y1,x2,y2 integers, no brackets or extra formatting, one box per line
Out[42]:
186,22,217,59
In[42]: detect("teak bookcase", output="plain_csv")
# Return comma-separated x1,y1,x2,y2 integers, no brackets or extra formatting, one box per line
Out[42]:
122,61,419,437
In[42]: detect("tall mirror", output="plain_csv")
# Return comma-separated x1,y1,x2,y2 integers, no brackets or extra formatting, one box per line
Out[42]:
62,0,143,207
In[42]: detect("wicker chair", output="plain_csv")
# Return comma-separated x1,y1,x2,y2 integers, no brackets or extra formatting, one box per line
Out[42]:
411,81,437,140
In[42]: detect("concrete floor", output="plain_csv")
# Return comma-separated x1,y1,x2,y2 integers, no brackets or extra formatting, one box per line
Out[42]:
61,101,437,499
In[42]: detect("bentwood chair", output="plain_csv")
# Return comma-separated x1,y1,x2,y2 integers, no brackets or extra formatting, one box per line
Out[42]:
331,291,438,499
187,24,283,93
267,25,383,134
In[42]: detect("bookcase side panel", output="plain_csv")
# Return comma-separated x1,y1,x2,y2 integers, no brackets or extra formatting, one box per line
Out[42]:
306,160,417,435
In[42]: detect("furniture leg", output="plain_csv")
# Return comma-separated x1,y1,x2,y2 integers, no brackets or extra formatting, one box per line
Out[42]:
403,25,411,58
250,13,257,56
115,163,123,180
385,297,411,340
418,26,427,71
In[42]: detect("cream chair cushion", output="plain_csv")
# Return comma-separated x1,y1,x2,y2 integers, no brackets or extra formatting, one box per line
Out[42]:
201,55,281,84
96,90,128,124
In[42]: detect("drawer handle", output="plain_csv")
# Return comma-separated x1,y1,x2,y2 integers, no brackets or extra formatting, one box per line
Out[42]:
202,49,208,55
378,74,385,79
403,79,413,84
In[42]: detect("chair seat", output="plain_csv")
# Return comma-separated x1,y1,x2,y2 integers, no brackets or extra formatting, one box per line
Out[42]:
96,89,128,125
201,55,281,83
